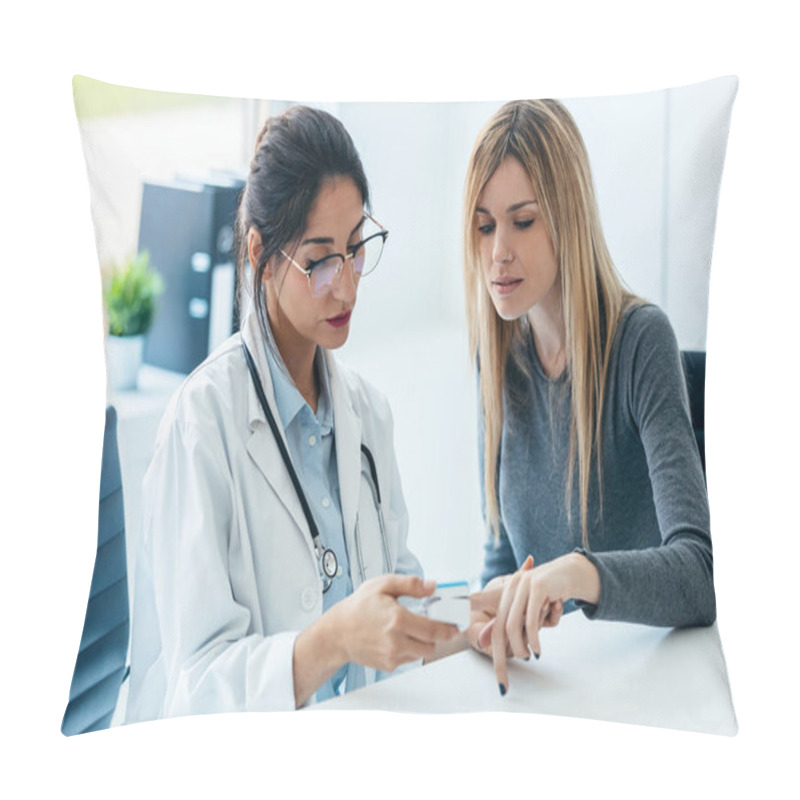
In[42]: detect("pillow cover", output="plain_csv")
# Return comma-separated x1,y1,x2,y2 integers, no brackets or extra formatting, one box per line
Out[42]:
63,75,738,736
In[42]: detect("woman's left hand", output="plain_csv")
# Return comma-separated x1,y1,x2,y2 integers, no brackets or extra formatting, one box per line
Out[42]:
471,553,599,695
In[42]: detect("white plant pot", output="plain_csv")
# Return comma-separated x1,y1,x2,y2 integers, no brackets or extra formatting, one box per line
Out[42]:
107,334,145,391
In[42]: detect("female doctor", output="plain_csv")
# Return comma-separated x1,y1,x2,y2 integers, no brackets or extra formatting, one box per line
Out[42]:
125,106,458,722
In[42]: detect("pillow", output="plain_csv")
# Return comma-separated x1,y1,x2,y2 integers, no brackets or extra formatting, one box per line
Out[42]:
63,75,738,736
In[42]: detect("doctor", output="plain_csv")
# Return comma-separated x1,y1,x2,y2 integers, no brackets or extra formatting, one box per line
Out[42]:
126,106,458,722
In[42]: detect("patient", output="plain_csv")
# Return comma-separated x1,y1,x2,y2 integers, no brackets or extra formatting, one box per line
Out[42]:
462,99,715,694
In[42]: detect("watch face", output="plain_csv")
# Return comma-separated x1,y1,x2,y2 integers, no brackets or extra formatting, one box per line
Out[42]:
322,549,338,579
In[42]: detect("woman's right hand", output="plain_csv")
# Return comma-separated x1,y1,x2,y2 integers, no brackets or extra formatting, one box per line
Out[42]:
331,574,460,673
465,557,538,658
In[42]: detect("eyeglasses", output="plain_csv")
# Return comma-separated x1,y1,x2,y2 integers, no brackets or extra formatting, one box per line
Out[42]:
280,214,388,298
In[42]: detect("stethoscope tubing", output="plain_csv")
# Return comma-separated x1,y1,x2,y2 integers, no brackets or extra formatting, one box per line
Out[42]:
241,340,391,586
359,444,391,575
241,342,338,581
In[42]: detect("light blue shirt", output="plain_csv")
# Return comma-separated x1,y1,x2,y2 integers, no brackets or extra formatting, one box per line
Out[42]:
263,339,365,701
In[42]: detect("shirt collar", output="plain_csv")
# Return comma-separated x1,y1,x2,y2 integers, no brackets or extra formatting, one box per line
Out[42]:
262,325,334,435
315,348,334,435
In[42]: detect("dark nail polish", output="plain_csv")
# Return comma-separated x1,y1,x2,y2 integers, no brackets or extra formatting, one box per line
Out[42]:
534,652,540,660
498,683,506,696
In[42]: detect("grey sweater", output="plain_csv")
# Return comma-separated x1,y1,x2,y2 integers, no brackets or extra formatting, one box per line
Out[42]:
480,304,716,628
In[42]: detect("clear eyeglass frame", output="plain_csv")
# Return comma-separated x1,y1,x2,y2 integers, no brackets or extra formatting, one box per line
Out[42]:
280,214,389,297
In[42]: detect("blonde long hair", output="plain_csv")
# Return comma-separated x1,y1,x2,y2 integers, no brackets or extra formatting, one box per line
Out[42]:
463,99,640,548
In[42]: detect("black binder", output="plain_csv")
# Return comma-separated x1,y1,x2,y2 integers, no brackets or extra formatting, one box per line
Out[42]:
138,174,244,374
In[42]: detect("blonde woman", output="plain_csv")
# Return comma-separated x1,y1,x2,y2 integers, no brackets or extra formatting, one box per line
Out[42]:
464,99,715,696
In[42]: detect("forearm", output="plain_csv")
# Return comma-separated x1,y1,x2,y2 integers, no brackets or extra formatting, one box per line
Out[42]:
577,537,715,627
292,610,348,708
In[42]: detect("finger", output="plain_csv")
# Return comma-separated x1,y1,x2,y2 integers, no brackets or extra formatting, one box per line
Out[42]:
491,622,509,696
477,620,514,658
525,587,543,658
397,635,437,665
510,558,535,659
544,600,564,628
491,575,520,695
467,618,491,654
538,600,551,630
477,618,494,650
468,607,493,643
380,574,436,598
469,585,503,614
506,575,531,659
378,635,437,672
506,554,533,659
521,554,534,571
399,607,459,643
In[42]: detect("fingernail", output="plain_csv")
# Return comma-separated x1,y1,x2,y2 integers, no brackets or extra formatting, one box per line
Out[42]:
498,683,506,696
534,652,540,660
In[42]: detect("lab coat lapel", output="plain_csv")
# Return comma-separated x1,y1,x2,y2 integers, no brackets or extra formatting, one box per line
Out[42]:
327,352,362,549
240,314,313,550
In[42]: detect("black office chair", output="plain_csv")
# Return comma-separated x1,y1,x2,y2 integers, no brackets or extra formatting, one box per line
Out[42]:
681,351,706,476
62,405,130,735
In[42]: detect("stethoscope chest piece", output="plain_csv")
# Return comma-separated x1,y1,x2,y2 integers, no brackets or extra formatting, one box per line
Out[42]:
321,547,338,580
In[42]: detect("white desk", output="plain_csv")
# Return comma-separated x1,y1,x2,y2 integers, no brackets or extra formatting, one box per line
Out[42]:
311,611,737,735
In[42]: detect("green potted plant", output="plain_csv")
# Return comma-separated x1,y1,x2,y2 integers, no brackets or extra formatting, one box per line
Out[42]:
103,250,163,390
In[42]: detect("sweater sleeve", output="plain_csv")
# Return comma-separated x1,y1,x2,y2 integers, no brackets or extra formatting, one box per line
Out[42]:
577,306,716,628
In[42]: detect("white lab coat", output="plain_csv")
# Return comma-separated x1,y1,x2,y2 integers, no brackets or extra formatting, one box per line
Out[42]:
125,312,421,722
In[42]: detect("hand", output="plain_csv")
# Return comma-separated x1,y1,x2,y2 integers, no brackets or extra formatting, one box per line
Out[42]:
465,560,533,658
471,554,598,695
332,574,460,673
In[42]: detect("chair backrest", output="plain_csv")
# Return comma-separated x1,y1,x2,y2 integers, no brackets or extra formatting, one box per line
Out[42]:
681,351,706,475
61,405,130,735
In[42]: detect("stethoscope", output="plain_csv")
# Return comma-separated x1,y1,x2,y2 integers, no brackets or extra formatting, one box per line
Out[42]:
242,341,391,591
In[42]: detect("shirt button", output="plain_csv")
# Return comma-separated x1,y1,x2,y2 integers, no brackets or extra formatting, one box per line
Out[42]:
300,587,316,611
308,435,317,446
321,497,330,509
